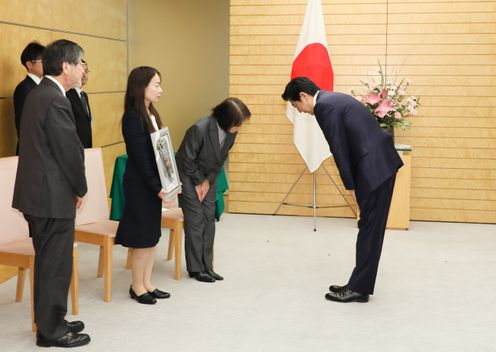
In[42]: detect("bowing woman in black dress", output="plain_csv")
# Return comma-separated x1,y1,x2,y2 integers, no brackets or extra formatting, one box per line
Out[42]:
115,67,174,304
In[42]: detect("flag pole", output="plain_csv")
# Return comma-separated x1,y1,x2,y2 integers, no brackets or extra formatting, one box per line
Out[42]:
273,164,354,230
313,171,317,231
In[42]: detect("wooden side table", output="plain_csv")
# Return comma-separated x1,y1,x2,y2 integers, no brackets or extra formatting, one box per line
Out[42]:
386,147,411,230
356,145,412,230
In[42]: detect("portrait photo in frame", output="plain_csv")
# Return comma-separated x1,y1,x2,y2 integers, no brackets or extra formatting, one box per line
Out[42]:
150,127,181,199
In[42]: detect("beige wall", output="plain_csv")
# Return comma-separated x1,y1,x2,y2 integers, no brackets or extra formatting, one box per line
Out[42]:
128,0,229,150
229,0,496,224
0,0,128,282
0,0,128,192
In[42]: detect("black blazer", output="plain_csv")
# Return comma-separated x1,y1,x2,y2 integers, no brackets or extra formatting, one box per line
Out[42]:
13,75,37,153
314,91,403,203
67,89,92,148
12,78,87,219
122,110,162,195
175,116,236,186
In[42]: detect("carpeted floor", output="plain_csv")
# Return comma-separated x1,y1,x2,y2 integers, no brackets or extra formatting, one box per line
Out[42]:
0,214,494,352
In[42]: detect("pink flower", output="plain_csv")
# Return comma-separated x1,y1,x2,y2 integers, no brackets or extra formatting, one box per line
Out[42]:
395,111,402,119
375,100,395,118
364,92,382,105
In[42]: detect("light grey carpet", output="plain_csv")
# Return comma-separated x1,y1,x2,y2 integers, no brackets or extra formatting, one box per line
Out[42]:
0,214,495,351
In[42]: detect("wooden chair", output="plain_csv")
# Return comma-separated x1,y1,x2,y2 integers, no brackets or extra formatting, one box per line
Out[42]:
125,207,184,280
74,148,119,303
0,156,79,332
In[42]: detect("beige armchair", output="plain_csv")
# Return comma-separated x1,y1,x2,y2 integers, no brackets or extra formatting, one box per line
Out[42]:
75,148,119,302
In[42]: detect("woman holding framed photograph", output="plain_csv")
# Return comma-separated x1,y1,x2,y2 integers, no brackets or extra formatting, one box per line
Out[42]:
115,66,174,304
176,97,251,282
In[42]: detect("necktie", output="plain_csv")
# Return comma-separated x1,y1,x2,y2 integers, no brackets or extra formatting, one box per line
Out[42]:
80,91,91,121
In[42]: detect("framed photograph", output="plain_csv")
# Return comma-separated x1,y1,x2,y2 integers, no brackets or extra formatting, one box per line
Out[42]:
150,127,181,199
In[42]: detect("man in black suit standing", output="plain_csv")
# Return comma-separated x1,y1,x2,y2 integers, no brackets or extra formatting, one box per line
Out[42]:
12,39,90,347
67,60,92,147
13,42,45,155
282,77,403,303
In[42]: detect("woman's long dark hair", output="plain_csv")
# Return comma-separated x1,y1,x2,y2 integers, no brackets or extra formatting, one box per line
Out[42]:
124,66,163,132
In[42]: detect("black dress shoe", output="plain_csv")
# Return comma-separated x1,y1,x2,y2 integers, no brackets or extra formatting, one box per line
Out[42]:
129,286,157,304
36,332,91,348
64,320,85,334
206,270,224,281
188,271,215,282
148,288,171,299
329,284,347,293
325,289,369,303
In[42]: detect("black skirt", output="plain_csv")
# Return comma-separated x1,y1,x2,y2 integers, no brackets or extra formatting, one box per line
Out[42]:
115,173,162,248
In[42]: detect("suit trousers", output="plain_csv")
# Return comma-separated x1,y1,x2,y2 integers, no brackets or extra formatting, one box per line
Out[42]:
24,215,74,340
347,175,396,295
179,178,217,273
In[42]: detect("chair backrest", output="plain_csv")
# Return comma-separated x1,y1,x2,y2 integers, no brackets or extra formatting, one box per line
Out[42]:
0,156,29,244
76,148,109,225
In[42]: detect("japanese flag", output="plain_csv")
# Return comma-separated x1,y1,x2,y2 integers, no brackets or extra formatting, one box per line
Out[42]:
286,0,334,172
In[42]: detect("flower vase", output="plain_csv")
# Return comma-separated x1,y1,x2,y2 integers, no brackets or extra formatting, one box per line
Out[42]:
385,127,395,143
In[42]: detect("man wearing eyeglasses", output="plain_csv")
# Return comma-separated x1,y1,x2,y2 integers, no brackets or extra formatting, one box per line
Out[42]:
13,39,90,348
67,60,93,148
13,41,45,155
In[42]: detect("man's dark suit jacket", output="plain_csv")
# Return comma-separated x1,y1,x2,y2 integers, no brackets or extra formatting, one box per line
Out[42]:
12,78,87,219
66,89,92,148
314,91,403,204
13,75,38,153
175,116,236,186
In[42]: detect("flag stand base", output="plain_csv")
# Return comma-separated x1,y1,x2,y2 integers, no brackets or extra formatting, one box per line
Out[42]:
273,162,357,231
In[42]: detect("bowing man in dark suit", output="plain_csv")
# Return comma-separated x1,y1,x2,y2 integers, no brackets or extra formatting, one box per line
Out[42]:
12,39,90,347
67,60,92,148
13,42,45,155
176,98,251,282
282,77,403,303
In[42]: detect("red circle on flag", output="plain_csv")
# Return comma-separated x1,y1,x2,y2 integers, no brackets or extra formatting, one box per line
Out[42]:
291,43,334,91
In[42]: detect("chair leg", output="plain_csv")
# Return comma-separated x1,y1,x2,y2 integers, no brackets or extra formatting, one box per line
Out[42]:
103,238,113,302
16,267,25,302
167,230,174,261
174,223,183,280
29,258,36,332
125,248,133,270
97,246,104,278
70,246,79,315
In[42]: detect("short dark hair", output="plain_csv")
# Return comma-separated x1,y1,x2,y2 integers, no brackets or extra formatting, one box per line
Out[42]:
212,97,251,132
282,77,320,101
124,66,163,133
42,39,84,76
20,42,45,68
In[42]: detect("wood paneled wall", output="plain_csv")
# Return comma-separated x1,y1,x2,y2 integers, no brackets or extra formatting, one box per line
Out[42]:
0,0,128,193
229,0,496,224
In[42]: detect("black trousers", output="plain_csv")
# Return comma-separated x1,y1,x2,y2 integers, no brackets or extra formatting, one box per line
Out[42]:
24,215,74,340
179,178,217,273
347,175,396,295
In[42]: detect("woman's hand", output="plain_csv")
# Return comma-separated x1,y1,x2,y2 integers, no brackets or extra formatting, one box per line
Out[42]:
195,179,210,202
158,188,178,208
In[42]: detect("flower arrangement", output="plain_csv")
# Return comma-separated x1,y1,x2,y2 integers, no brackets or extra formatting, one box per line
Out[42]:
351,63,419,131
